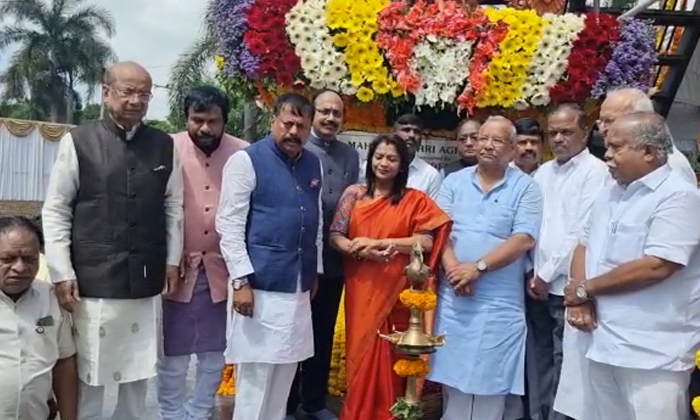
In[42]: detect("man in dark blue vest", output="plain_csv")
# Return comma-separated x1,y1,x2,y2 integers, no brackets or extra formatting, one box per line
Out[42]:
216,93,323,420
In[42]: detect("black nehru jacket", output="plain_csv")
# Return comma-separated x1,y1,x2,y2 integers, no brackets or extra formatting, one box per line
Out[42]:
69,118,174,299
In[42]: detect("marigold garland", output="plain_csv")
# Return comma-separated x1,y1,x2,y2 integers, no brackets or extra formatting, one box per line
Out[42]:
217,364,236,395
399,289,437,311
477,8,546,108
328,289,348,396
393,358,430,377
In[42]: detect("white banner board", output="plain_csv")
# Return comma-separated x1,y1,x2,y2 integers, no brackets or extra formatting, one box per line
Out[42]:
337,130,459,170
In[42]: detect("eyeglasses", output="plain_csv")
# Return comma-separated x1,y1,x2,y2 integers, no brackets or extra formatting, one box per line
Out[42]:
477,136,507,146
315,108,342,118
110,86,153,102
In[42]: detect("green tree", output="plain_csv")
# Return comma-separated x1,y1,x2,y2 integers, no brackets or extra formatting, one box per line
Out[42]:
0,0,117,124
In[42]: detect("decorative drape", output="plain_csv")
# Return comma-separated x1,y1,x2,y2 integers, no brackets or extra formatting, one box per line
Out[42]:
0,121,65,201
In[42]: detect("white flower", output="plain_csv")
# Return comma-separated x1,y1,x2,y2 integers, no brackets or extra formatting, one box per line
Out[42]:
520,13,586,107
285,0,349,89
409,38,474,108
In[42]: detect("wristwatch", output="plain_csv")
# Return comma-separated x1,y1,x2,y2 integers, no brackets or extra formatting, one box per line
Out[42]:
476,259,488,273
575,283,589,301
232,277,249,291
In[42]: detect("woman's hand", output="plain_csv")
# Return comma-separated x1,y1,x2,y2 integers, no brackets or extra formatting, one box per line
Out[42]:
348,237,382,254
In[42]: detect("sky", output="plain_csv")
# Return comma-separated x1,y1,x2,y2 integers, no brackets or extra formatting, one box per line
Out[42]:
0,0,209,120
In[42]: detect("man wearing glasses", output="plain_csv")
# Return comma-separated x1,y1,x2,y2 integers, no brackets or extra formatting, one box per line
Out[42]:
43,61,184,419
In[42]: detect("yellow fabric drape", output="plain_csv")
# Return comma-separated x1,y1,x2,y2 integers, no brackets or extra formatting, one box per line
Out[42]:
0,118,72,142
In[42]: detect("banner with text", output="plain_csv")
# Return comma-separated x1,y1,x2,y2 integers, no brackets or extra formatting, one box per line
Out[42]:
337,130,458,170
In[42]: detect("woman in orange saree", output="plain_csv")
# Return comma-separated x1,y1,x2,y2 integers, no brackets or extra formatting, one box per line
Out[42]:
329,134,451,420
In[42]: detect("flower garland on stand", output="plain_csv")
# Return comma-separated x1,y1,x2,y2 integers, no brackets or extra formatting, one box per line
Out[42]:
390,288,438,420
590,18,657,97
213,0,259,78
326,0,399,102
217,365,236,396
285,0,350,92
549,13,620,103
244,0,301,86
515,13,585,109
476,8,546,108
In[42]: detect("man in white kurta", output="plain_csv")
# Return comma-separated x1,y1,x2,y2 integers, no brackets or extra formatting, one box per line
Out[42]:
216,93,323,420
42,62,183,419
561,111,700,420
528,104,609,420
597,87,696,185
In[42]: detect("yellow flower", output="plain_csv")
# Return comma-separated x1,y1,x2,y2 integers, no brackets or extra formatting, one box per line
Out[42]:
478,8,547,108
695,348,700,369
693,396,700,417
328,289,347,396
214,55,225,71
356,86,375,102
326,0,395,101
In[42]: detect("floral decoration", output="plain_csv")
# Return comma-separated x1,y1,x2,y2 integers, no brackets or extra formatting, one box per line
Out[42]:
214,1,659,111
516,13,585,108
477,8,546,108
399,289,437,311
326,0,397,102
214,0,259,78
393,358,431,377
245,0,300,86
286,0,349,91
549,13,621,104
217,364,236,395
590,18,657,98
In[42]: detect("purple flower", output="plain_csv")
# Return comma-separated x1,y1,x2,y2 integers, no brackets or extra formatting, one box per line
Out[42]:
591,18,658,98
214,0,260,79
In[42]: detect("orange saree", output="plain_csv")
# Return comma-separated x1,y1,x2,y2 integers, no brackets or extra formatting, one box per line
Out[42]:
330,186,451,420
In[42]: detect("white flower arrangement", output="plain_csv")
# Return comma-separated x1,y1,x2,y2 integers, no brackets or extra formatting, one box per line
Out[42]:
285,0,350,92
409,37,474,108
516,13,586,109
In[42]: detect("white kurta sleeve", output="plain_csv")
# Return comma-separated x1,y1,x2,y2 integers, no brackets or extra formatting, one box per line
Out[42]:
317,161,324,275
57,307,77,359
426,169,444,200
165,148,184,266
42,134,79,284
216,151,256,280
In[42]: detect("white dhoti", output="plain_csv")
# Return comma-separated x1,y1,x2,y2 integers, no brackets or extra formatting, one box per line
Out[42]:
225,289,314,420
73,296,160,420
441,385,506,420
585,360,691,420
553,324,591,420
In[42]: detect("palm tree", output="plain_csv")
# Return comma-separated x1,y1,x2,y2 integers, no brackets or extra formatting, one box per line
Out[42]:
0,0,117,123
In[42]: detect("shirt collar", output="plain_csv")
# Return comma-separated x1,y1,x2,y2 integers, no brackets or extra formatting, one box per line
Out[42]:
410,155,422,170
626,164,671,192
309,128,336,148
553,148,590,171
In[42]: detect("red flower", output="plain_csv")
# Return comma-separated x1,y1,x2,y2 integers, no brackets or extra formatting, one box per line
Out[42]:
244,0,301,86
548,13,621,104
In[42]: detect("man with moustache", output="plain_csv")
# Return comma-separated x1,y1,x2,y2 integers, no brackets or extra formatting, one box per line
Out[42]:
43,61,183,419
442,118,481,177
429,116,542,420
597,87,696,185
526,104,608,420
511,118,544,176
217,93,323,420
561,112,700,420
157,86,248,420
285,90,358,420
360,114,442,198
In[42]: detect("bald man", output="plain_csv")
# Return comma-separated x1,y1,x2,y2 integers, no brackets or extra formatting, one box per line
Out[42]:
597,88,696,185
43,61,184,419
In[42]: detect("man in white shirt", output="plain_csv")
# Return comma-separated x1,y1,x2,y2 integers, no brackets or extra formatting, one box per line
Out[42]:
360,114,443,198
216,93,323,420
598,87,696,185
529,104,609,420
42,61,184,419
562,111,700,420
0,216,78,420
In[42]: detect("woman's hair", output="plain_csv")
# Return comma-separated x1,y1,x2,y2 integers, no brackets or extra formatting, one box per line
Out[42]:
364,134,410,205
0,215,44,251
